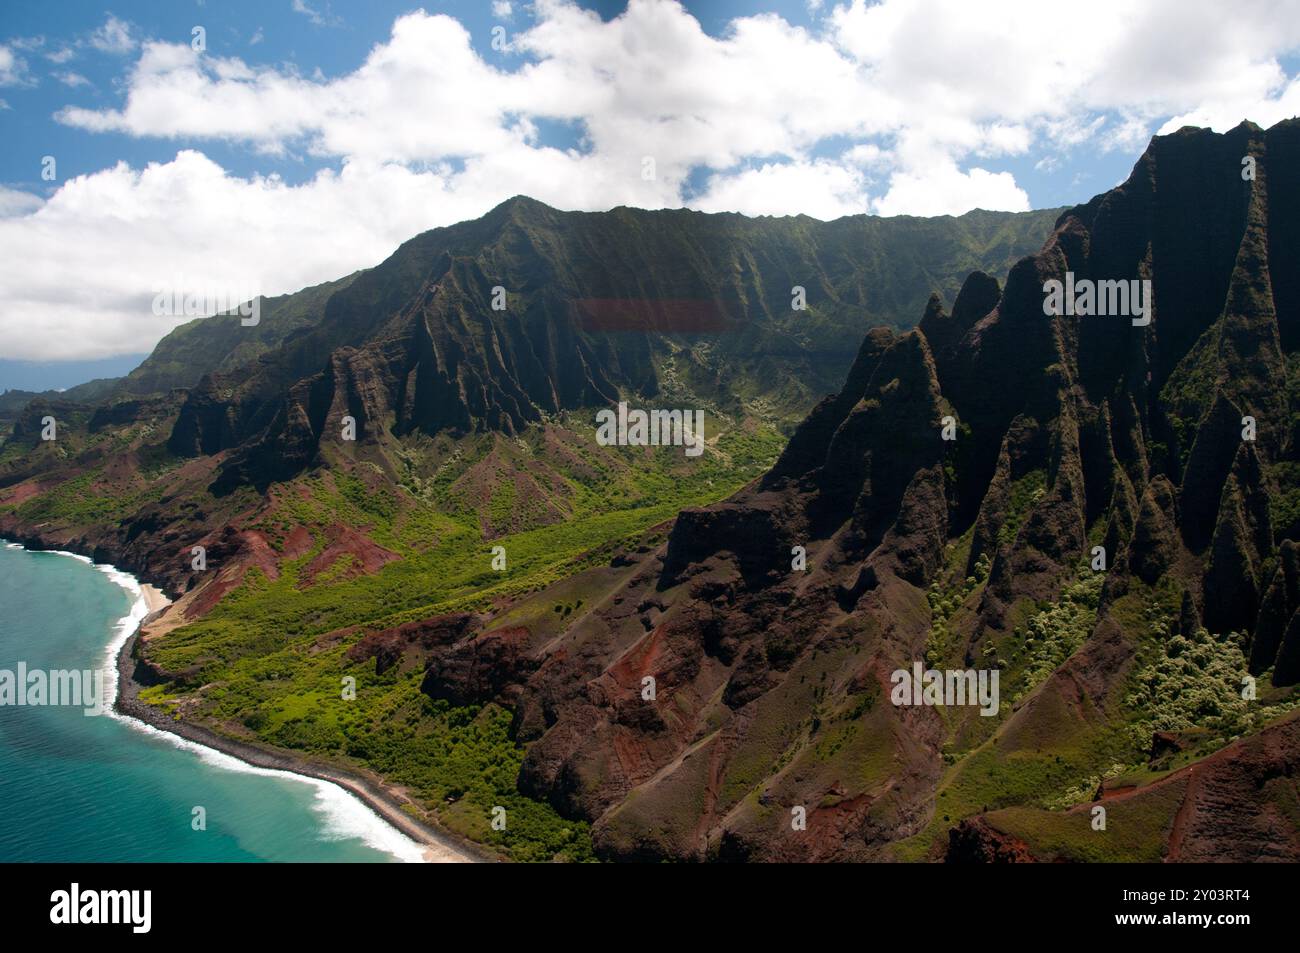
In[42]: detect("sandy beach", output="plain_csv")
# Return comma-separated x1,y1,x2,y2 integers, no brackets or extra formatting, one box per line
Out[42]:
140,583,170,615
118,589,488,864
0,535,491,863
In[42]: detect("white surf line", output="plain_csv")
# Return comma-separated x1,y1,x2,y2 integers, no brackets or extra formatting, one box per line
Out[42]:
92,562,431,863
3,539,430,863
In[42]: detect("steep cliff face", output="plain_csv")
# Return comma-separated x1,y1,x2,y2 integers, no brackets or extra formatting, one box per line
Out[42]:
7,120,1300,863
190,254,632,493
408,120,1300,861
499,327,952,860
154,198,1059,492
0,199,1057,600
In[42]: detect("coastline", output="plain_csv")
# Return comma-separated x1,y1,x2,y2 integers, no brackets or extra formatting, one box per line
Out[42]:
2,536,492,864
115,628,492,864
140,583,169,615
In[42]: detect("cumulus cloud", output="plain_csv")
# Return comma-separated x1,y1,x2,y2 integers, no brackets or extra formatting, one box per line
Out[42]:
0,153,466,360
88,15,136,55
0,44,31,86
53,71,91,88
829,0,1300,189
873,163,1030,218
5,0,1300,361
0,186,44,218
1160,75,1300,135
828,0,1300,125
694,160,870,219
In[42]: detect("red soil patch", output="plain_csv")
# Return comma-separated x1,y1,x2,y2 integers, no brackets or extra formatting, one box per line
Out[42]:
1096,784,1137,801
183,528,283,618
0,480,45,505
299,523,398,587
282,525,315,560
608,626,669,689
346,613,479,673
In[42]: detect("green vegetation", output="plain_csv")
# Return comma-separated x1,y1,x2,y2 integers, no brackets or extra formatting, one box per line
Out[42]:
118,273,360,396
898,568,1300,863
921,471,1046,670
1126,623,1250,747
924,549,989,666
13,470,147,524
134,416,786,861
899,563,1114,859
1126,607,1300,752
985,777,1190,862
1160,333,1222,467
1269,460,1300,536
997,470,1046,548
1011,571,1104,702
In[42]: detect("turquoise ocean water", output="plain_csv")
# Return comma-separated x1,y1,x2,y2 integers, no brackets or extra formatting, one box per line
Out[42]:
0,541,421,862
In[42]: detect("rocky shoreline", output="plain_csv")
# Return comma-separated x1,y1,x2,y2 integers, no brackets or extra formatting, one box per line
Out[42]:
115,620,493,863
2,527,496,863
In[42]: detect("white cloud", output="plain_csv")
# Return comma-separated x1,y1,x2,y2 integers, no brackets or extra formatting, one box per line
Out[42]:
89,15,136,55
6,0,1300,361
872,163,1030,218
0,152,472,360
492,1,514,20
0,187,43,217
53,71,91,89
828,0,1300,123
694,160,869,219
7,36,46,52
57,21,523,163
1160,75,1300,135
0,44,30,86
291,0,342,28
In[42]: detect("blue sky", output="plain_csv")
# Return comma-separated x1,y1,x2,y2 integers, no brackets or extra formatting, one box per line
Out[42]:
2,0,1142,207
1,0,1299,387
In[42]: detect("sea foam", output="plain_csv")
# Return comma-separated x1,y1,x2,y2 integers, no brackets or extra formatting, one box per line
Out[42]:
6,539,428,863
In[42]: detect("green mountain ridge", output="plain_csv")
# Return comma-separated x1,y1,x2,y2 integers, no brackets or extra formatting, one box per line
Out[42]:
0,194,1061,861
58,120,1296,865
2,200,1062,440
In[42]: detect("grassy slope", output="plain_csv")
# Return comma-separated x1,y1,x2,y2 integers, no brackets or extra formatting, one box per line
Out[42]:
1,200,1152,862
893,531,1300,861
8,388,1298,861
127,417,786,861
